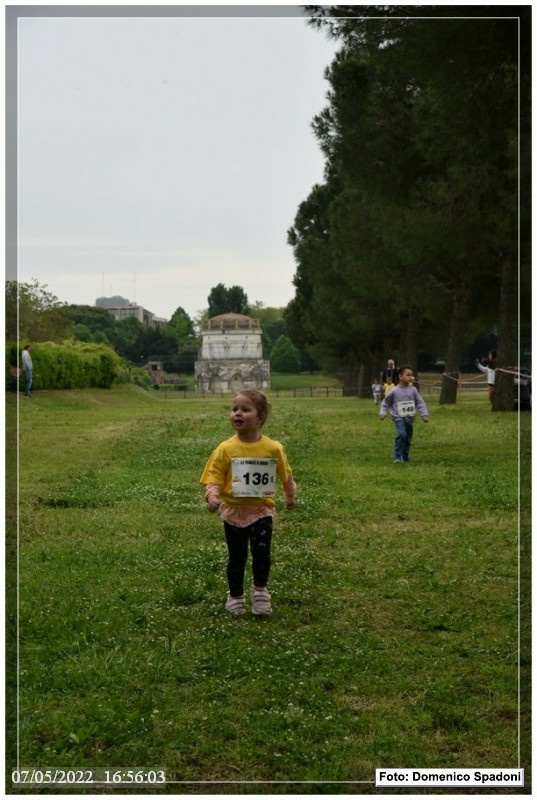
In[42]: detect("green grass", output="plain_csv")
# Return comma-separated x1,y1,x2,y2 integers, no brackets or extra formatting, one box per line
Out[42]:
7,385,530,792
269,372,342,391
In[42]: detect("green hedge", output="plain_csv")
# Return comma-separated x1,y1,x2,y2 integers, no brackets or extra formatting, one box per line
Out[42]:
6,341,126,390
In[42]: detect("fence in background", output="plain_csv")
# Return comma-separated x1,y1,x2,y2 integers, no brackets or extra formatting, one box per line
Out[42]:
420,378,488,395
153,377,489,400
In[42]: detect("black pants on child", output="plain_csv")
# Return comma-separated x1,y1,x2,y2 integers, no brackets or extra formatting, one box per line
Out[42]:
224,516,273,597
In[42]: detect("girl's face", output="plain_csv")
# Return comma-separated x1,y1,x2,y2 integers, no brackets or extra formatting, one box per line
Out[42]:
231,394,264,440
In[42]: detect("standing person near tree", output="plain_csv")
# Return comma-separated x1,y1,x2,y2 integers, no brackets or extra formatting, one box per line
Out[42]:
475,350,496,406
379,366,429,463
21,344,33,398
200,389,296,616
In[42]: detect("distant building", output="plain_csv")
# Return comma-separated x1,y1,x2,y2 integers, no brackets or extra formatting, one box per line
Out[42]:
95,296,167,329
143,360,167,384
96,295,130,308
195,313,270,393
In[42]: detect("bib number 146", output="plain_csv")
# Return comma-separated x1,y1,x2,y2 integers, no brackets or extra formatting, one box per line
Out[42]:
396,400,416,418
231,458,277,497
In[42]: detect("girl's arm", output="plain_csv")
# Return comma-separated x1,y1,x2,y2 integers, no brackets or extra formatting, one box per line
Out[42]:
200,445,227,511
204,483,222,512
282,474,297,510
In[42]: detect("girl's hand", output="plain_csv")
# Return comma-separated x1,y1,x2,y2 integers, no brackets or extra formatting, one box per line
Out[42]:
207,499,221,513
285,496,296,510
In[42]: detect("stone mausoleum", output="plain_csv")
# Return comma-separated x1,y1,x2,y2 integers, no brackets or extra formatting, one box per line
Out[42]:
195,313,270,393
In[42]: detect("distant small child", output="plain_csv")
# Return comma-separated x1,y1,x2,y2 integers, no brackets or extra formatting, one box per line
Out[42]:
379,366,429,463
371,381,382,405
383,376,396,398
200,390,296,616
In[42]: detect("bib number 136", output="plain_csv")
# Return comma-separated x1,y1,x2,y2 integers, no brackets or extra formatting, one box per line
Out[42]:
231,458,277,497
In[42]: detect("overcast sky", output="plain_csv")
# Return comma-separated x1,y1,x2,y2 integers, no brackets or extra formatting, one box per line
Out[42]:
17,11,339,321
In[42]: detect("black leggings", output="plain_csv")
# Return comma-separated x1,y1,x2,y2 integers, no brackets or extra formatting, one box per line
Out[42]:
224,517,273,597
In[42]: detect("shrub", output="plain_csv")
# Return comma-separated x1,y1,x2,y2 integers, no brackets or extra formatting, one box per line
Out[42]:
132,374,151,390
5,341,124,390
270,335,301,373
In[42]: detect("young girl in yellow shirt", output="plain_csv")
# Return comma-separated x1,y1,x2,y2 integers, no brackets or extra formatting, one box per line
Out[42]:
200,390,296,616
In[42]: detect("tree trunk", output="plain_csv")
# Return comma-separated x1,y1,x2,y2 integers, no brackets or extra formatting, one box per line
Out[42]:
492,255,517,411
356,363,364,397
398,306,420,368
439,285,469,405
343,357,360,395
357,361,373,398
398,323,407,368
371,348,383,383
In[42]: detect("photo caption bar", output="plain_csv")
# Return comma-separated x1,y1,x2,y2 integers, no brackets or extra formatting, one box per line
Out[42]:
376,768,524,788
12,768,166,787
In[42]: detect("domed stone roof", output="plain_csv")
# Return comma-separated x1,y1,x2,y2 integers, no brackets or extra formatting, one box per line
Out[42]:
203,313,260,331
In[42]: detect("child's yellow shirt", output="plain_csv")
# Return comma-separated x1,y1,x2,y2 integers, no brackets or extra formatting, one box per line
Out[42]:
200,434,295,526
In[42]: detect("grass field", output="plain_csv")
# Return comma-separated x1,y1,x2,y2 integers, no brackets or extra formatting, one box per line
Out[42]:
6,385,530,793
151,372,344,392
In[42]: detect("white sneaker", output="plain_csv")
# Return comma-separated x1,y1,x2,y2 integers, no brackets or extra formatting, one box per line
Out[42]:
250,587,272,616
225,593,246,615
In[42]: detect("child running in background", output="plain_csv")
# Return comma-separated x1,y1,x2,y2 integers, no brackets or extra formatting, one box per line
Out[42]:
371,381,382,405
200,390,296,616
383,375,396,398
379,366,429,463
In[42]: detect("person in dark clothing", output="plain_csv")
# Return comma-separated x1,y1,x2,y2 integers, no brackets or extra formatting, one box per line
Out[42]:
381,358,399,386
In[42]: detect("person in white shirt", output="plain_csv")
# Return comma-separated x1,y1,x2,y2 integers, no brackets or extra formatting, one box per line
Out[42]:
475,349,496,406
371,381,382,405
21,344,33,397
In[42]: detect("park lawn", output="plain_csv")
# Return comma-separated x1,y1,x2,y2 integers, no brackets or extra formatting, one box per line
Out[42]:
7,385,529,792
269,372,342,391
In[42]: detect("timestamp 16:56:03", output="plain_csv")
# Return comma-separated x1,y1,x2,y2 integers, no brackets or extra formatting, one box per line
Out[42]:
12,769,166,787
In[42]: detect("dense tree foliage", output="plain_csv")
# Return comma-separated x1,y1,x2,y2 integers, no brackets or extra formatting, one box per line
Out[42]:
248,302,288,358
164,306,197,343
6,280,71,343
7,283,199,370
61,304,188,364
270,335,301,373
208,283,249,317
288,7,528,406
62,305,122,345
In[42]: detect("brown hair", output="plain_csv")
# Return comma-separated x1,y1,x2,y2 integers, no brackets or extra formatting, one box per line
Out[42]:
397,365,414,376
233,389,271,426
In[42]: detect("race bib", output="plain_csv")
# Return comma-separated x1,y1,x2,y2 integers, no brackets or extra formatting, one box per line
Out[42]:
231,458,277,497
396,400,416,418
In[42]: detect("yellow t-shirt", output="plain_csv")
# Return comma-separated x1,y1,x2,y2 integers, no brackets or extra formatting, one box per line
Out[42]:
200,434,294,512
